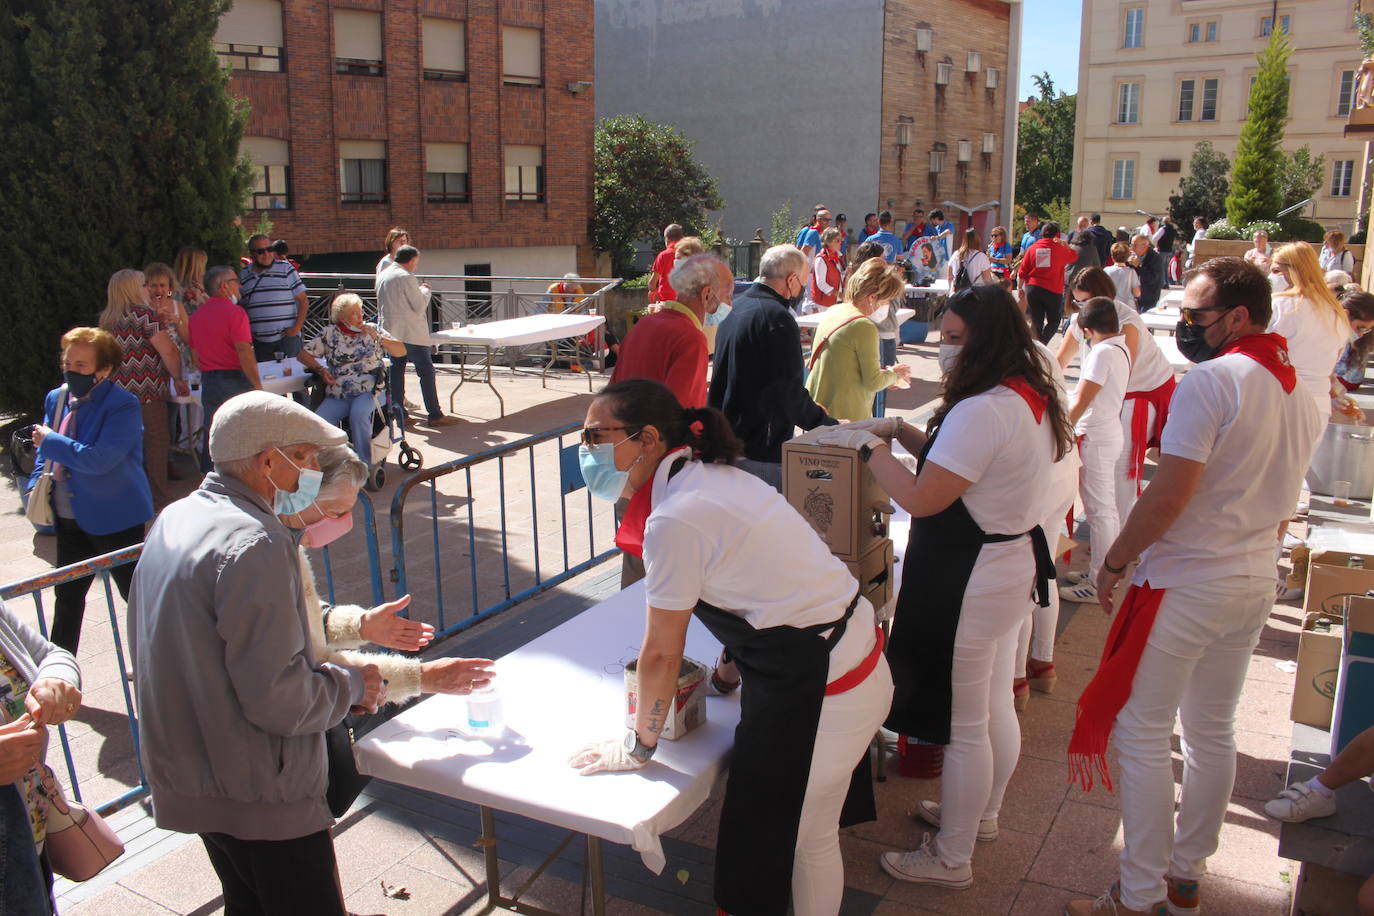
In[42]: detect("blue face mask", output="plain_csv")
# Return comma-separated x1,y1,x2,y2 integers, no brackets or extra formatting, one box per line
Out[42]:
271,448,324,516
578,432,639,502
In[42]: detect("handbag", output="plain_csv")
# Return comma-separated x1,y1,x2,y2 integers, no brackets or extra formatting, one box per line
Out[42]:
25,465,54,529
38,765,125,880
324,714,371,818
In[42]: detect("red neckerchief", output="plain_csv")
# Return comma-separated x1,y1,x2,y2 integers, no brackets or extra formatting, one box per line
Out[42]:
613,448,693,559
1001,376,1047,422
337,321,362,336
1217,332,1297,393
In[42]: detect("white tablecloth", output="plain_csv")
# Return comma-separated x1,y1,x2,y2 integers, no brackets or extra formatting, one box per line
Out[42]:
431,314,605,348
1141,308,1180,334
1158,288,1185,310
353,581,733,874
795,307,915,330
905,280,951,297
258,358,309,396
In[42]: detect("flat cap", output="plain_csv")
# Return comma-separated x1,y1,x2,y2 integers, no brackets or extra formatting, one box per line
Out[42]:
209,390,346,462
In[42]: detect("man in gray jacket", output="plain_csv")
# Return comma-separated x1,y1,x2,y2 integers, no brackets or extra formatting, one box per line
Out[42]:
377,245,458,427
129,391,385,914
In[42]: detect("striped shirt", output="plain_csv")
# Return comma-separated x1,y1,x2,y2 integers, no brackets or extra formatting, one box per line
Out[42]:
237,260,305,342
111,306,172,403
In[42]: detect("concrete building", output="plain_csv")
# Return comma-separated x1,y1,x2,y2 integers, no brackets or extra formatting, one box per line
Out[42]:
1071,0,1364,232
595,0,1022,246
215,0,595,277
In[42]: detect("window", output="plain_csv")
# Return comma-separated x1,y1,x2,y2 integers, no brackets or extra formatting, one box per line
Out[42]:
241,137,291,209
1339,69,1356,117
1206,21,1217,41
1159,159,1182,173
339,140,386,202
1178,79,1195,121
504,145,544,201
1201,78,1218,121
1188,23,1200,43
1332,159,1355,197
423,18,466,81
214,0,284,71
425,143,469,202
334,9,383,76
1260,14,1290,36
1112,159,1136,199
502,26,542,86
1117,82,1140,124
1123,8,1144,48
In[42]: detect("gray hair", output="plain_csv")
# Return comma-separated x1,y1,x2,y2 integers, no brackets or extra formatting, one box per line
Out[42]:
320,444,368,490
213,455,260,480
205,265,237,296
668,253,729,299
330,292,364,324
563,271,580,281
759,245,807,280
1131,233,1151,246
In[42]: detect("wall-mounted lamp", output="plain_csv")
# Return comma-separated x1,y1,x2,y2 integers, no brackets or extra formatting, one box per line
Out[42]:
566,80,593,95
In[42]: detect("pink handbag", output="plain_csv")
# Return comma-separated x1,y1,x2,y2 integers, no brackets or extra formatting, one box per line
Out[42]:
38,765,125,880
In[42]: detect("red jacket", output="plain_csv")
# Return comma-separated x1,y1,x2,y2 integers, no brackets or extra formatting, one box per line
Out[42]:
609,306,708,408
1017,237,1078,295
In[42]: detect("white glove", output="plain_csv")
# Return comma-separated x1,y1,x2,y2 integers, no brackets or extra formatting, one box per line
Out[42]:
813,427,884,453
568,736,649,776
840,417,902,441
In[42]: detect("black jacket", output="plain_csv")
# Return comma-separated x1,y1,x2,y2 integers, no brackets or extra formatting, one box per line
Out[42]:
708,283,835,463
1085,224,1114,265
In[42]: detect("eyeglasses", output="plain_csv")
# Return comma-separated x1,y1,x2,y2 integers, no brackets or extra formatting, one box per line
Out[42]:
250,247,272,255
1179,304,1237,326
580,425,636,446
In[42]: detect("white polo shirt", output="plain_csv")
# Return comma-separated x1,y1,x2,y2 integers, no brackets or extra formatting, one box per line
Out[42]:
1067,301,1174,393
1269,295,1348,424
1134,349,1322,589
643,454,876,676
1075,335,1130,440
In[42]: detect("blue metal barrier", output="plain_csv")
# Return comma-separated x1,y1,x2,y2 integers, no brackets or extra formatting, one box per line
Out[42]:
319,491,386,607
389,421,618,640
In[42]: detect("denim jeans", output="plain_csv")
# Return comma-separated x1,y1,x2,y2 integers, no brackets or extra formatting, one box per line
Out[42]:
873,337,898,417
316,393,377,464
251,333,302,362
200,370,255,472
0,783,51,916
390,344,442,420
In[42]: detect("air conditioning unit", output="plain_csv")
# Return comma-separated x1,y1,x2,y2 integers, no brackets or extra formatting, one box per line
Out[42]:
936,60,953,85
966,51,981,73
986,67,1000,90
982,132,997,154
916,26,933,52
957,139,973,162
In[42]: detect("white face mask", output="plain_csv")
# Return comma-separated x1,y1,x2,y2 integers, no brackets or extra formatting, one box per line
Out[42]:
938,343,963,375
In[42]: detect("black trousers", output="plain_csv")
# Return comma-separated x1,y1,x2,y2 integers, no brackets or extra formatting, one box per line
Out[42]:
201,830,347,916
1025,284,1063,345
51,517,143,653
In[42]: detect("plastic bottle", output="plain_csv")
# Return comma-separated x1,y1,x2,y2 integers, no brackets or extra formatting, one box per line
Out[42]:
464,684,503,737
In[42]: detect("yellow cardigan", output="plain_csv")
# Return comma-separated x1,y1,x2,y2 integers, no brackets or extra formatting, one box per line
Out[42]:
804,303,900,422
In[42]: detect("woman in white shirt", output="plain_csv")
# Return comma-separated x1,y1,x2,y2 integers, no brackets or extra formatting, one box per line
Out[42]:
569,379,892,916
1269,243,1351,428
946,228,995,290
1243,230,1272,271
822,285,1075,891
374,227,410,280
1320,230,1356,275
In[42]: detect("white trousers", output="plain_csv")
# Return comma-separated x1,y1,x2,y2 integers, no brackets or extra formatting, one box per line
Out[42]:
935,542,1034,868
1114,401,1156,522
1114,575,1273,910
1081,433,1124,579
1017,487,1078,673
792,653,893,915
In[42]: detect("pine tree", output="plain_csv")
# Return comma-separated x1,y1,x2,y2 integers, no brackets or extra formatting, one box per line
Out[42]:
1225,32,1291,227
0,0,252,416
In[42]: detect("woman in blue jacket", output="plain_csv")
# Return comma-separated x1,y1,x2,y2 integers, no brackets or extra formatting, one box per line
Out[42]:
30,327,153,652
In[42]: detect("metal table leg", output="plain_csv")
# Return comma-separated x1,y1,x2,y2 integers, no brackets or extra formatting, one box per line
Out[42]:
475,805,610,916
586,835,606,916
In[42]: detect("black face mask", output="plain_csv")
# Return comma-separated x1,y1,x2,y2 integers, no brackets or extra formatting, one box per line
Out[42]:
63,370,99,398
1175,312,1233,364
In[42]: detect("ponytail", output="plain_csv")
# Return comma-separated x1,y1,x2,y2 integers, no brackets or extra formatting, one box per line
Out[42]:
681,407,743,464
596,379,743,464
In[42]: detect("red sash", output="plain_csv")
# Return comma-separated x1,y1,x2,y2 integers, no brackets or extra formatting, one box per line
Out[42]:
1217,332,1297,393
1001,376,1047,422
1122,376,1177,484
1067,582,1168,792
613,481,653,559
824,626,884,695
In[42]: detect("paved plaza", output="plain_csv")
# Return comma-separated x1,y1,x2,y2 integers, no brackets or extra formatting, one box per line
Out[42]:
0,339,1308,915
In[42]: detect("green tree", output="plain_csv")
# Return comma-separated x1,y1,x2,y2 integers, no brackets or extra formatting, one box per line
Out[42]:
1168,141,1231,228
769,200,796,246
1225,32,1292,226
0,0,252,416
1015,73,1077,217
1277,144,1325,210
592,115,724,277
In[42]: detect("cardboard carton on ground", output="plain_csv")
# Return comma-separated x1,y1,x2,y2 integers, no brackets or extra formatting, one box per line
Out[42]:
844,537,894,614
624,657,708,741
1291,615,1343,730
783,429,889,562
1332,596,1374,755
1304,549,1374,622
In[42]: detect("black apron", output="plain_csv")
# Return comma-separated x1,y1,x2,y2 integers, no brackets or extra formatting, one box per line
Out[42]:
693,594,875,915
885,422,1055,744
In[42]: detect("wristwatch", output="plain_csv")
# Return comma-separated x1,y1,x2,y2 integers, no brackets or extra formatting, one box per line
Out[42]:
624,728,656,764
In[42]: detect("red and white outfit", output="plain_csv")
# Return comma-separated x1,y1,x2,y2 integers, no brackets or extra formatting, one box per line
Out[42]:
804,248,844,313
1068,334,1320,912
1074,334,1130,580
1268,294,1348,428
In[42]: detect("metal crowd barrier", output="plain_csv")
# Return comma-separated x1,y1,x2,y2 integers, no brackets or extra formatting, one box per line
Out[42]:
389,421,618,640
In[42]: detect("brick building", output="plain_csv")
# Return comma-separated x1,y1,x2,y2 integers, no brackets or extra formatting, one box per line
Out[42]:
594,0,1022,246
215,0,595,277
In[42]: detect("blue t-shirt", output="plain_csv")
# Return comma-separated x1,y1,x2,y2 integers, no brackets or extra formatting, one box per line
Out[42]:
930,220,956,260
902,223,934,250
863,230,902,263
988,242,1012,261
797,227,823,253
1019,227,1042,254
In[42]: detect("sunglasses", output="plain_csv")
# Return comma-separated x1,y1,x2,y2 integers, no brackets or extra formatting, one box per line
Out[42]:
580,425,637,446
250,247,272,255
1179,304,1236,326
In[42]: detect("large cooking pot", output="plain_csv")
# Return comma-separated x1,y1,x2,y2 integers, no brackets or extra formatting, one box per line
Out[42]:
1306,422,1374,498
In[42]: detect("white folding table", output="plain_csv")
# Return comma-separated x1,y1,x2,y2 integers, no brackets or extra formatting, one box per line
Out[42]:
794,307,916,331
1141,308,1181,335
257,357,311,396
353,581,733,915
431,314,607,417
905,279,951,297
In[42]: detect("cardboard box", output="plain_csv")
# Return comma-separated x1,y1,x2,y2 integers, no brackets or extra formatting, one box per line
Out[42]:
783,429,890,561
624,657,707,741
844,537,894,613
1291,618,1343,730
1304,549,1374,621
1331,596,1374,754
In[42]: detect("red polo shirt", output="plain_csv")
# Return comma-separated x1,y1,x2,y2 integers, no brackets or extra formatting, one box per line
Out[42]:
188,296,252,371
649,247,676,303
610,304,708,408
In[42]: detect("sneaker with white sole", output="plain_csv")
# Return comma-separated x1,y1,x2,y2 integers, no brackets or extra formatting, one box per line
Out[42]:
1060,580,1100,603
1263,781,1337,822
878,833,973,888
913,799,998,842
1165,875,1200,915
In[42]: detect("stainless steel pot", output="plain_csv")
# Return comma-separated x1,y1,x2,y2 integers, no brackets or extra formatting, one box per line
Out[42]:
1306,422,1374,498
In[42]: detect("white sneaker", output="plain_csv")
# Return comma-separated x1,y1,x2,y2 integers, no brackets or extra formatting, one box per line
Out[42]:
1264,781,1337,822
1060,580,1100,603
914,799,999,842
1060,570,1089,586
879,834,973,888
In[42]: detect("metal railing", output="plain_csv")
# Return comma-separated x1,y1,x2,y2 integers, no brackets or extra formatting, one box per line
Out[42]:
388,421,618,639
